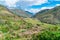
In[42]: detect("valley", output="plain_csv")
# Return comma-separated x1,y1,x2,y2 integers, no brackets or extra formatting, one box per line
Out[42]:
0,5,60,40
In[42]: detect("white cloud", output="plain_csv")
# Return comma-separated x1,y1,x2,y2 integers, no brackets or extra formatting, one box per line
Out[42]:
40,7,54,9
0,0,48,7
25,8,40,14
25,7,54,13
21,0,34,1
5,0,19,7
0,0,48,8
0,0,60,13
19,0,48,6
32,0,48,5
56,4,60,6
17,0,48,11
0,0,4,1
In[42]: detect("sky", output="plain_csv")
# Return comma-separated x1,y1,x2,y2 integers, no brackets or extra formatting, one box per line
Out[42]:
0,0,60,14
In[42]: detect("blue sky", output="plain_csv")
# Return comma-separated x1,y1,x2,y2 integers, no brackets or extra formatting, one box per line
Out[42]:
0,0,60,13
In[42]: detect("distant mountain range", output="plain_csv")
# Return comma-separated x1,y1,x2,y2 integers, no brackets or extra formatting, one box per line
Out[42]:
9,9,33,18
0,4,33,18
0,5,60,24
8,5,60,24
33,6,60,24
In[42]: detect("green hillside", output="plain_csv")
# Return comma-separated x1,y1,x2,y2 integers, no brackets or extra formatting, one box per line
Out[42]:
0,5,43,40
0,5,60,40
33,6,60,24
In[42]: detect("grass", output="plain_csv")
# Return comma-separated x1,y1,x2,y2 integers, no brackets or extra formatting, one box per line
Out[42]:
0,6,60,40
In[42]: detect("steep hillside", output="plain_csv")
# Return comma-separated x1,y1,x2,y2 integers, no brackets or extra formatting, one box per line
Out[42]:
0,5,60,40
33,6,60,24
0,5,48,40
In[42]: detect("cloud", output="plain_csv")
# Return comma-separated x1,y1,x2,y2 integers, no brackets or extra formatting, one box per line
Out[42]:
0,0,48,8
40,7,54,9
16,0,48,11
0,0,19,7
18,0,48,6
5,0,19,7
32,0,48,5
0,0,48,13
0,0,6,5
25,8,40,14
0,0,4,1
0,0,60,13
56,4,60,6
24,0,60,13
25,6,54,13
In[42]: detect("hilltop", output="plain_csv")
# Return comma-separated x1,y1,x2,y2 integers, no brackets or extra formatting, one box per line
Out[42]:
33,6,60,24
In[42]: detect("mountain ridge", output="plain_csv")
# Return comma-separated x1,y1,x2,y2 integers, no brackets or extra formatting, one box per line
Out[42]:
9,8,33,18
33,6,60,24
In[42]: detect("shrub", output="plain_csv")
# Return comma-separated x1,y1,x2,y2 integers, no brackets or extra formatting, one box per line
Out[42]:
32,30,60,40
25,23,33,29
0,25,9,33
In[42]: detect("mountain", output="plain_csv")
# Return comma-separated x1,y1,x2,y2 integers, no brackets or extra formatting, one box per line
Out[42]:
9,8,33,18
33,6,60,24
0,5,60,40
0,5,50,40
0,5,40,40
25,11,34,17
0,5,46,40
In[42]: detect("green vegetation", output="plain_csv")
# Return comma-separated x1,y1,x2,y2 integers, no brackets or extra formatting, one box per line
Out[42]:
33,6,60,24
0,5,60,40
32,26,60,40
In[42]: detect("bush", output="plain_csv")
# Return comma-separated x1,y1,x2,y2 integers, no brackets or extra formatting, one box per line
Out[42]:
32,31,60,40
0,25,9,33
25,23,33,29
